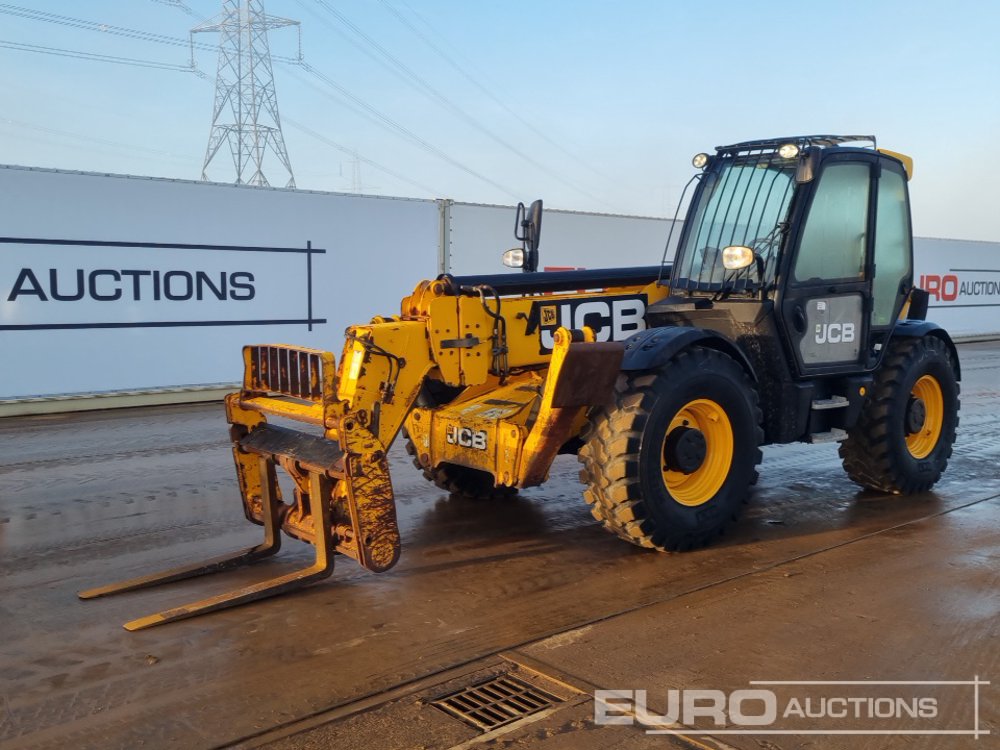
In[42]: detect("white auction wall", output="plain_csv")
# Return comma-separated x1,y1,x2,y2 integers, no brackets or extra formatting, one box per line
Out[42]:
447,203,1000,338
0,165,439,399
1,165,998,402
446,202,1000,339
912,238,1000,338
446,201,678,276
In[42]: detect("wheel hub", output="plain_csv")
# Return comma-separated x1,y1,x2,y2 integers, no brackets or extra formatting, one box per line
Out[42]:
905,396,926,434
663,426,707,474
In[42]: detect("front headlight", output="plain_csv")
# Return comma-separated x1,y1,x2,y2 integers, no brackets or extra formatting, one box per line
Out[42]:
778,143,800,159
502,248,525,268
722,245,755,270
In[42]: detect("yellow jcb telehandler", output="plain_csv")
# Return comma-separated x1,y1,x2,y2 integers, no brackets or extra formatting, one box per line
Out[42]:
81,135,960,630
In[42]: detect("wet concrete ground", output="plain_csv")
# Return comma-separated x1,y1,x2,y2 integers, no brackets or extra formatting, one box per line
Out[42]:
0,342,997,749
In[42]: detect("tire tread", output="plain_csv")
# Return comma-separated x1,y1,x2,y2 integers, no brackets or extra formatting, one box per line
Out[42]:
839,336,959,494
578,347,763,551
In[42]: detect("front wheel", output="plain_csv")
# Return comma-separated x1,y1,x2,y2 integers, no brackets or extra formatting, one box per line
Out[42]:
578,347,763,551
840,336,959,494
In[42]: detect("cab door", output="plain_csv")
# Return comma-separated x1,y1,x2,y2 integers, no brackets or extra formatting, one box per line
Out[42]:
780,155,875,376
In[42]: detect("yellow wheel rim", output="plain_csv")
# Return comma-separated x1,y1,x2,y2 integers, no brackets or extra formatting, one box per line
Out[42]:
661,398,734,507
906,374,944,459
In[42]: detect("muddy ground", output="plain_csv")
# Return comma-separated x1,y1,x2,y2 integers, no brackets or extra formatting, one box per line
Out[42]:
1,342,997,749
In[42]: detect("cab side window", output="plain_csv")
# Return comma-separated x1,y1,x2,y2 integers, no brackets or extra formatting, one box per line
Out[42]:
871,166,912,326
793,162,870,283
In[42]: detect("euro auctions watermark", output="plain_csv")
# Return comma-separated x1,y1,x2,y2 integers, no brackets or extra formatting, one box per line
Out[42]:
595,677,990,738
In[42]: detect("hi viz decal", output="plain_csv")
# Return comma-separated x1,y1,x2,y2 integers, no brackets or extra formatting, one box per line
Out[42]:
525,294,647,354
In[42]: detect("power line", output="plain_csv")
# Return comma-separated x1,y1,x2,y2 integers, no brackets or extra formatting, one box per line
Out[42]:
185,69,439,195
0,4,201,49
282,116,441,197
185,67,439,196
1,117,192,161
377,0,624,190
186,65,440,195
0,39,200,72
284,62,522,200
0,4,299,65
0,29,507,198
297,0,616,209
0,5,521,200
150,0,203,20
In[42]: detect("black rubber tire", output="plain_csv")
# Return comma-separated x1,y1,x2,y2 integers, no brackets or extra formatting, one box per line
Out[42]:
403,434,517,499
578,347,763,551
840,336,959,494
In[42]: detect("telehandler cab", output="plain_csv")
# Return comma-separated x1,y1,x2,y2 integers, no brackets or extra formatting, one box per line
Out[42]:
82,135,960,630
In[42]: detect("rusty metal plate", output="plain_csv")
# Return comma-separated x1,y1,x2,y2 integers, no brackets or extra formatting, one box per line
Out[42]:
240,423,344,475
549,341,625,408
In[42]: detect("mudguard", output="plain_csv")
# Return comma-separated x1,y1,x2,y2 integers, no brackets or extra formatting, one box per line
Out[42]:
620,326,757,381
891,320,961,380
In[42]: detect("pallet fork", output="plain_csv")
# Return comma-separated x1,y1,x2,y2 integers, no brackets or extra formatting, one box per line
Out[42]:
79,458,335,631
78,344,404,631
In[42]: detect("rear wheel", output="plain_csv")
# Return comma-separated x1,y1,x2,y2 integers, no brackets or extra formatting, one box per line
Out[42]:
840,336,959,493
403,434,517,499
578,347,763,551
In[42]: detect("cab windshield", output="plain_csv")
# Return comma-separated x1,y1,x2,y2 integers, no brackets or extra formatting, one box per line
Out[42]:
672,155,797,294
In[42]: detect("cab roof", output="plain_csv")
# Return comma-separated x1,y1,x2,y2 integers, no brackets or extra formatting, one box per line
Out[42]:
716,135,877,154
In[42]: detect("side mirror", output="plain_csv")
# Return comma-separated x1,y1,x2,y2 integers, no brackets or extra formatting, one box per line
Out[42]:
795,149,821,184
511,199,543,272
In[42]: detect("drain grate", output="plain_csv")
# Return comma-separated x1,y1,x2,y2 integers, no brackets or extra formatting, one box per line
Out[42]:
431,673,559,731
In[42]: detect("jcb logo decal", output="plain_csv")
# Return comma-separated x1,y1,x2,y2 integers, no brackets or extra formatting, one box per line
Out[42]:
815,322,856,344
446,425,488,451
527,295,647,353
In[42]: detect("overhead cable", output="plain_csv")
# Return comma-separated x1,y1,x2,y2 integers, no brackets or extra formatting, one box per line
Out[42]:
377,0,624,189
286,62,522,200
301,0,615,208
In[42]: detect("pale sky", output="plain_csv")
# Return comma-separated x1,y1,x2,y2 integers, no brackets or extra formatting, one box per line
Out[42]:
1,0,998,241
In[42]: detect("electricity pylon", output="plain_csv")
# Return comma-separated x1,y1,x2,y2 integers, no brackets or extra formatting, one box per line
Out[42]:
193,0,297,187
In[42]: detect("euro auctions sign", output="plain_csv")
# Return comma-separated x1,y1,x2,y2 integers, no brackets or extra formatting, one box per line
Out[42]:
919,271,1000,307
0,236,325,332
912,239,1000,336
595,677,990,739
